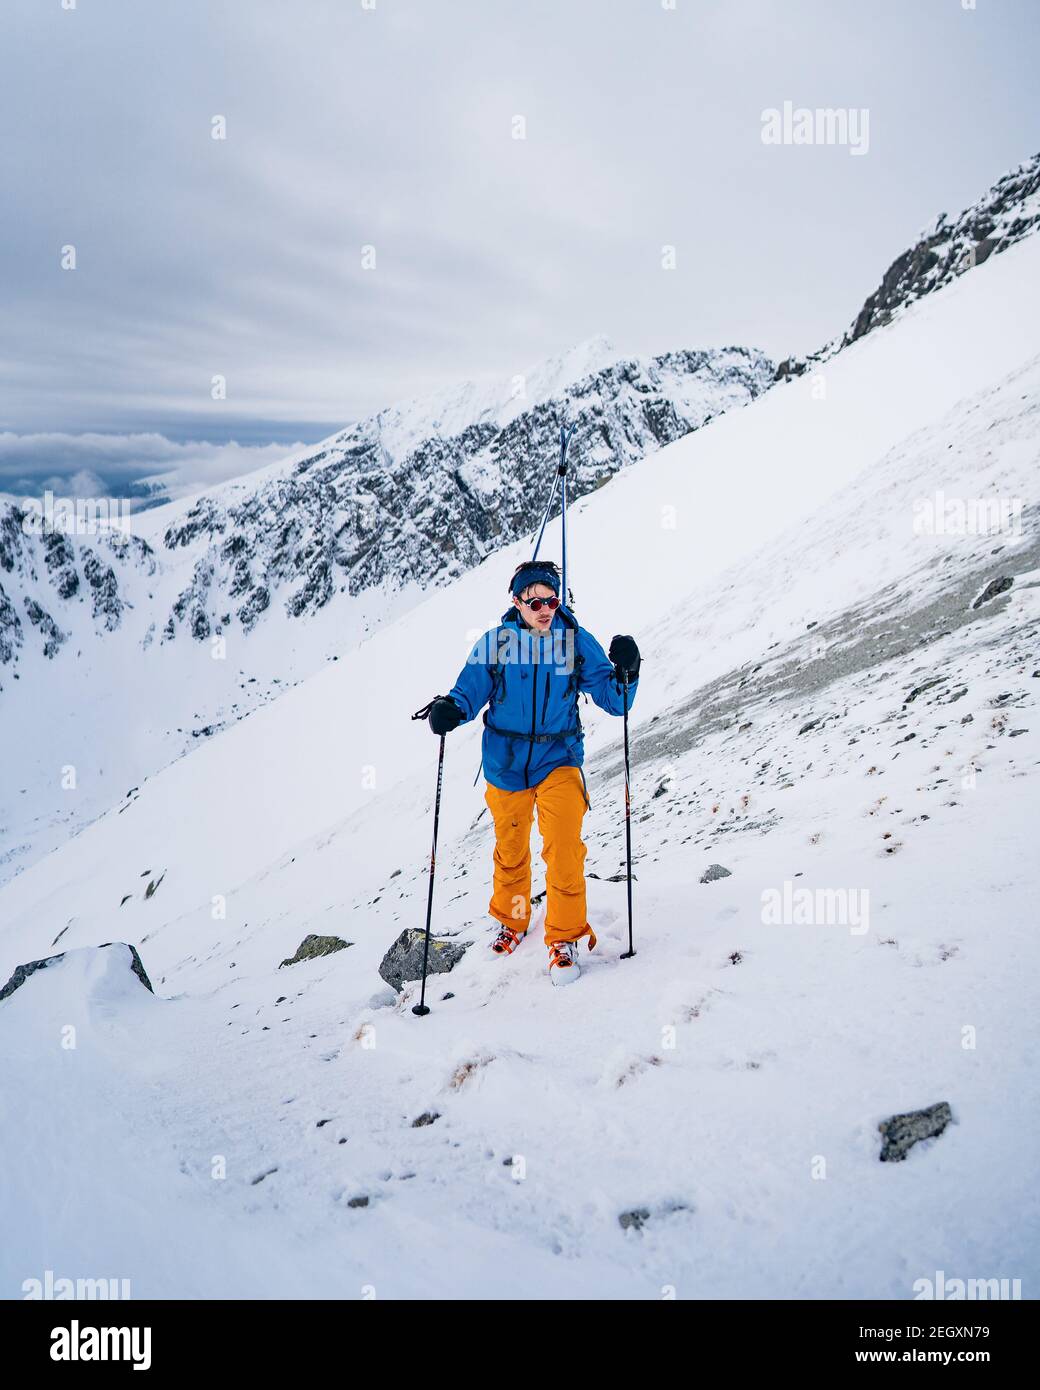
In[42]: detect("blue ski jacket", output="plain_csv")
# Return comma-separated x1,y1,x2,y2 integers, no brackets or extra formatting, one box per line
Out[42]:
446,601,639,805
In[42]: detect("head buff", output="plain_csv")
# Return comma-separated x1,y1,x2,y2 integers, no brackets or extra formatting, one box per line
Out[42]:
510,564,561,598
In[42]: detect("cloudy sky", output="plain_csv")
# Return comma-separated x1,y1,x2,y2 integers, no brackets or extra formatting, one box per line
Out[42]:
1,0,1036,500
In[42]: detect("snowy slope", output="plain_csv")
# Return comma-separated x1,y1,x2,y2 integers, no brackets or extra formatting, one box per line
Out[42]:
0,332,771,680
0,335,771,888
7,151,1037,902
4,231,1036,940
1,230,1038,1299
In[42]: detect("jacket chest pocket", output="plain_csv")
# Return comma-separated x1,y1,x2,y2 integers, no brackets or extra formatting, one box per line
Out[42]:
540,667,553,722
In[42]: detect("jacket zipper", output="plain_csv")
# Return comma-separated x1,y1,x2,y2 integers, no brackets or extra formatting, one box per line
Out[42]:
522,668,538,787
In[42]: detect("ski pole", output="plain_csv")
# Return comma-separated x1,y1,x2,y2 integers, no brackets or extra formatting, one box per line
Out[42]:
560,445,569,606
531,457,561,560
619,670,635,960
409,701,447,1016
532,423,576,595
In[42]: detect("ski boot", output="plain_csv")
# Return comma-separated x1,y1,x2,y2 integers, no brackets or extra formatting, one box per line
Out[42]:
491,925,526,956
548,939,581,986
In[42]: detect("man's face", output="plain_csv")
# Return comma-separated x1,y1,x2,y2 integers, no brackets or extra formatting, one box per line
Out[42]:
513,582,556,632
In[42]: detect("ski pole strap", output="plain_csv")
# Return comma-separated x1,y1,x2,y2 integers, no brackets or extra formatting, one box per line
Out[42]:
412,697,445,721
578,764,591,811
486,721,581,745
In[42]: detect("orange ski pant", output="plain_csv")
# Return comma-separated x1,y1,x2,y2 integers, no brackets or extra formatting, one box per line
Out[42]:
484,765,597,950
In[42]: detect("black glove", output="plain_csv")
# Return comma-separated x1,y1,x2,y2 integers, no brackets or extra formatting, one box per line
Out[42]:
609,634,640,680
428,696,464,736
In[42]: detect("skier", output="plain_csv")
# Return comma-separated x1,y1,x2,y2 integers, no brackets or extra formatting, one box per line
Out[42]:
425,560,640,985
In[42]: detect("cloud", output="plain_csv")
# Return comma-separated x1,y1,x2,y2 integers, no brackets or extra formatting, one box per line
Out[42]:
2,0,1034,440
0,431,304,507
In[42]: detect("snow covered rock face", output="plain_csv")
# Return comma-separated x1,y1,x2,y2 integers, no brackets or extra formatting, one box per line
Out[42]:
0,941,153,1002
0,581,21,665
776,150,1040,379
0,344,771,689
158,345,773,641
0,502,155,681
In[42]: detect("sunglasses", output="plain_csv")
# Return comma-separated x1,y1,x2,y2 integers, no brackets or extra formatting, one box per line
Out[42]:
519,594,560,612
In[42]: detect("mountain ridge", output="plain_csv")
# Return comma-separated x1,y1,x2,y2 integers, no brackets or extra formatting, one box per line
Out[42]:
774,149,1040,381
0,342,772,679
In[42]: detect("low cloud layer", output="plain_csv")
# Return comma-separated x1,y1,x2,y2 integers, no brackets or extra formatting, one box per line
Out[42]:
0,431,305,506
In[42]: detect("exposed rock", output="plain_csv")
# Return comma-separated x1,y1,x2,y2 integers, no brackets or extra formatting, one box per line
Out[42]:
700,864,732,883
0,942,154,1002
775,152,1040,380
411,1111,441,1128
44,531,80,600
618,1207,651,1232
378,927,469,992
279,934,353,968
143,872,166,900
0,504,155,681
0,582,23,665
0,506,28,573
878,1101,953,1162
81,548,123,630
972,575,1013,610
23,597,66,658
904,676,946,703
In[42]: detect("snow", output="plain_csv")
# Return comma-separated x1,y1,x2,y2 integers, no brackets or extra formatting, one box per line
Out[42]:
1,333,769,885
371,333,629,460
2,233,1039,1299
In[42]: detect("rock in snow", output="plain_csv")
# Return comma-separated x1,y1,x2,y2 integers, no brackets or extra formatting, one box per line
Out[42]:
378,928,470,993
972,575,1014,610
618,1207,652,1232
0,941,154,1002
278,934,352,968
878,1102,953,1162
